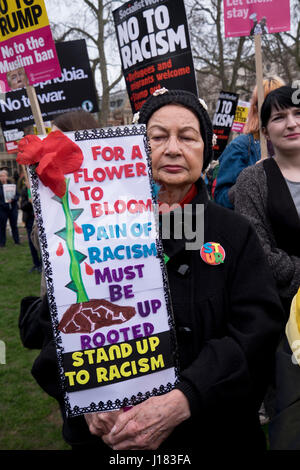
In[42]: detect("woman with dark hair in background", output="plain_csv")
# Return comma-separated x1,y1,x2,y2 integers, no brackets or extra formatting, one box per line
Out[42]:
234,86,300,449
214,77,284,209
235,86,300,315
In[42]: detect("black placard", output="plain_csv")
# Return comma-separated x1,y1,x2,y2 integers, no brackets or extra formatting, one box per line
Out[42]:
63,330,174,393
113,0,198,113
0,39,98,133
212,91,239,160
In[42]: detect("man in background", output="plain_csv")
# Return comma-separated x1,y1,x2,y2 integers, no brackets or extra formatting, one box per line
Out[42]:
0,170,20,247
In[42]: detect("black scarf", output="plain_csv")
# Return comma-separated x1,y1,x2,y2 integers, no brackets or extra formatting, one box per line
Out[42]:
263,158,300,257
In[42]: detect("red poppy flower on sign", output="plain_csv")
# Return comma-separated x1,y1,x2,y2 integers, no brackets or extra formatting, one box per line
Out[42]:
17,131,83,198
17,135,43,165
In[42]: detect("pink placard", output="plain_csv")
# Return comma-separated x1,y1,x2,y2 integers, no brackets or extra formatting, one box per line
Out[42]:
0,26,61,93
223,0,290,38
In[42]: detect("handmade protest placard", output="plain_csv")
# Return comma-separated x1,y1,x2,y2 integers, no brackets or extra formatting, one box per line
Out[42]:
0,0,61,92
23,125,178,417
113,0,197,113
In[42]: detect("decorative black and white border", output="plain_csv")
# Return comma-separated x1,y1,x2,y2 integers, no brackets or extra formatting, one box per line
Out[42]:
30,124,179,417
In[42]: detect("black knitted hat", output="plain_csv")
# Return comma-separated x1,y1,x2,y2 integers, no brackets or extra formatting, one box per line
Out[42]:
137,88,213,171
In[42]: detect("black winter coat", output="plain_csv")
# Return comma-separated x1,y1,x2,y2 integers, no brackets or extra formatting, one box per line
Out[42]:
25,180,285,452
20,186,34,224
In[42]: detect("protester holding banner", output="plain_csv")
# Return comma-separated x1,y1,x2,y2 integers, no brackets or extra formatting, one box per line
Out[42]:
97,89,284,451
27,88,283,451
0,169,20,247
20,89,284,452
214,77,284,209
233,85,300,450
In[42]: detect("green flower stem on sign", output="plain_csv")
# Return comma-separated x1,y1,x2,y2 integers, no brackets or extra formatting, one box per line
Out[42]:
61,178,89,303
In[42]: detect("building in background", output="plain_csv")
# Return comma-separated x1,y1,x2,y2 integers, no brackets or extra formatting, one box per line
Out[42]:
106,90,133,126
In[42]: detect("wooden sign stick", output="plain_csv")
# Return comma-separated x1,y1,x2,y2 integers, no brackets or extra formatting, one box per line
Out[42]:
25,84,47,136
22,85,47,197
254,34,268,160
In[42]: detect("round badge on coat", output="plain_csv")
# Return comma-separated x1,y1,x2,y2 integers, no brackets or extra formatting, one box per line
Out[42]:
200,242,226,265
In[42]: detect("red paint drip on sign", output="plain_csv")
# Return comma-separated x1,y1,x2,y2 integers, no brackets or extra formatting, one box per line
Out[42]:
74,222,83,234
85,262,94,275
70,191,80,204
56,242,64,256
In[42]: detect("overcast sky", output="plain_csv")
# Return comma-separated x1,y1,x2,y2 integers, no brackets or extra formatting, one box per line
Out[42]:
45,1,72,23
44,0,125,95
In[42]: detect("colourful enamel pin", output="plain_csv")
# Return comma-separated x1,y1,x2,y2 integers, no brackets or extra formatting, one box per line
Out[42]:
200,242,225,265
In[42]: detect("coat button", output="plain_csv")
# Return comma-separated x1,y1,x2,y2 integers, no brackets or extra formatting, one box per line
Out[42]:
177,264,190,276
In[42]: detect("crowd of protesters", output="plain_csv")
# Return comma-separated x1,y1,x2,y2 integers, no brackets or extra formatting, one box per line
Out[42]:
2,79,300,451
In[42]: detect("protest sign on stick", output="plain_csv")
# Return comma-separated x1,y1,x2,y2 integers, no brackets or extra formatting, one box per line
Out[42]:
113,0,198,113
223,0,290,161
0,39,99,133
19,125,178,416
254,34,267,160
0,0,62,137
212,91,239,160
0,0,61,93
232,100,250,134
223,0,290,38
26,84,46,135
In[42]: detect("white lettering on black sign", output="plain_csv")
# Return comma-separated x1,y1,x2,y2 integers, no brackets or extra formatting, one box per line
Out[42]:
116,6,187,70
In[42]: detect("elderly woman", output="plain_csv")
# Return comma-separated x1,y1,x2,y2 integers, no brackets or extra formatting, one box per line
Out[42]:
30,89,284,452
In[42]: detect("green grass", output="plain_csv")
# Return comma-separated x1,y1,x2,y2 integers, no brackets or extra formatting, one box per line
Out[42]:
0,227,69,450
